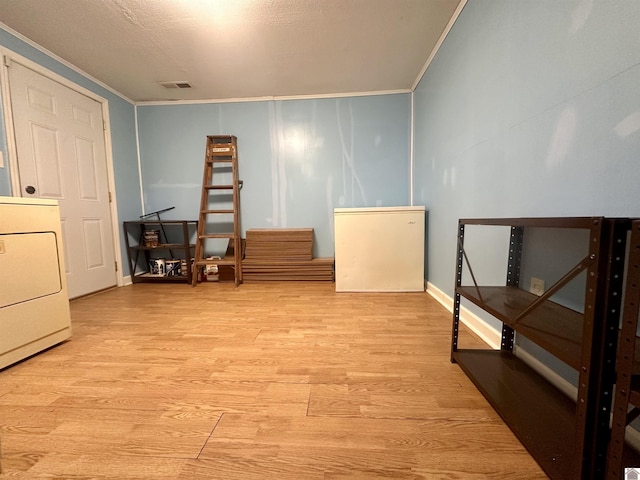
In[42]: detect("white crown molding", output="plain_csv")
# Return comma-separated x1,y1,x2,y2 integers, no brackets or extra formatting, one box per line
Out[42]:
411,0,468,92
135,89,412,107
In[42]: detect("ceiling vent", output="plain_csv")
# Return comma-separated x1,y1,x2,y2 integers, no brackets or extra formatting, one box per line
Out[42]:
158,81,192,89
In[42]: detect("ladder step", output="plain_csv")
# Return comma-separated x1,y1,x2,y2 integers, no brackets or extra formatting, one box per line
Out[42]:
201,209,235,215
204,181,243,190
199,233,234,239
194,258,236,266
207,157,234,163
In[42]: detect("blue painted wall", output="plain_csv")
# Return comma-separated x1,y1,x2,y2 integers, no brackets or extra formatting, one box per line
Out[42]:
9,0,635,291
0,22,411,272
0,28,141,275
414,0,640,304
137,94,411,257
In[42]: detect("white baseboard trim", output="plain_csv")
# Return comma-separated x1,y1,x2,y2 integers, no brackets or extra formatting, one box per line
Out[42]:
122,275,132,286
426,280,640,453
513,344,577,401
426,281,501,349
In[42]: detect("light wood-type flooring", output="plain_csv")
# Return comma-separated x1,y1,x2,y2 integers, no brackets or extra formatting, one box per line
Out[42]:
0,282,547,479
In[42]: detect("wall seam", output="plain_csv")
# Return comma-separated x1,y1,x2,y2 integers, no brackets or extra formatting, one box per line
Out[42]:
134,105,145,215
410,91,415,206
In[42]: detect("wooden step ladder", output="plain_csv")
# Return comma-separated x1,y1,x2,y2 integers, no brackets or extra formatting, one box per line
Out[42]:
192,135,242,286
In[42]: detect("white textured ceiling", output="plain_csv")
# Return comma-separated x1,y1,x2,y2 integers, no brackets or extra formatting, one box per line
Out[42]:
0,0,462,103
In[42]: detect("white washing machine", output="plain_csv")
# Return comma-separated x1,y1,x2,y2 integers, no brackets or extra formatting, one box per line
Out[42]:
0,196,72,369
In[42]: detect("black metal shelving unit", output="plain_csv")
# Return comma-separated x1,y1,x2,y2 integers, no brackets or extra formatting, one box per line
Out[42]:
607,220,640,478
124,220,197,284
451,217,629,480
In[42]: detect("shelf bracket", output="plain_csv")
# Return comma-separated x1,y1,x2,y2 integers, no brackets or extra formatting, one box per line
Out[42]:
512,253,596,325
457,236,484,304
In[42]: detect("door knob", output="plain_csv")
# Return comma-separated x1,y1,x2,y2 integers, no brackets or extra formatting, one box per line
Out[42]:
25,185,36,194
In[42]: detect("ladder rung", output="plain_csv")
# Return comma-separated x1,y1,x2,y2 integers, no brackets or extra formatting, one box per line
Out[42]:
203,180,243,188
194,258,236,266
199,234,234,239
201,209,235,214
207,157,234,163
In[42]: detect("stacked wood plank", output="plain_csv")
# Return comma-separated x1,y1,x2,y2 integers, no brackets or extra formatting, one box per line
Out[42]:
245,228,313,261
243,228,334,282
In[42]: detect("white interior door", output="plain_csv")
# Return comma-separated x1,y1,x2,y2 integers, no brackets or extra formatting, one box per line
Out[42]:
8,59,117,298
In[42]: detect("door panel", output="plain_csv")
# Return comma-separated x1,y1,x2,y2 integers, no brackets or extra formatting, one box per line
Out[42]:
71,104,93,126
8,59,116,298
75,137,99,200
31,123,64,198
82,218,107,269
27,84,56,114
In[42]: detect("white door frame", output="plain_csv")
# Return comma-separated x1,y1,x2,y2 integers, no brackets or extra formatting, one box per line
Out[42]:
0,48,124,288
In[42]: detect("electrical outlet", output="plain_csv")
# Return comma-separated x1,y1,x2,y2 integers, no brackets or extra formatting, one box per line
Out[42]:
530,277,545,296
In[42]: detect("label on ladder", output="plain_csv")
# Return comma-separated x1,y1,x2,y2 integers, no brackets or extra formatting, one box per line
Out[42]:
210,145,234,155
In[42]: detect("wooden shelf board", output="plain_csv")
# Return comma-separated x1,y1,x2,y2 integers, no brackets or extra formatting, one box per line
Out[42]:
457,286,582,369
129,243,194,250
453,349,576,480
124,220,197,226
132,272,189,283
195,258,236,266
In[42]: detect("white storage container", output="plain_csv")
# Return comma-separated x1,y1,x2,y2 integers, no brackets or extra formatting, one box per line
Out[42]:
334,206,426,292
